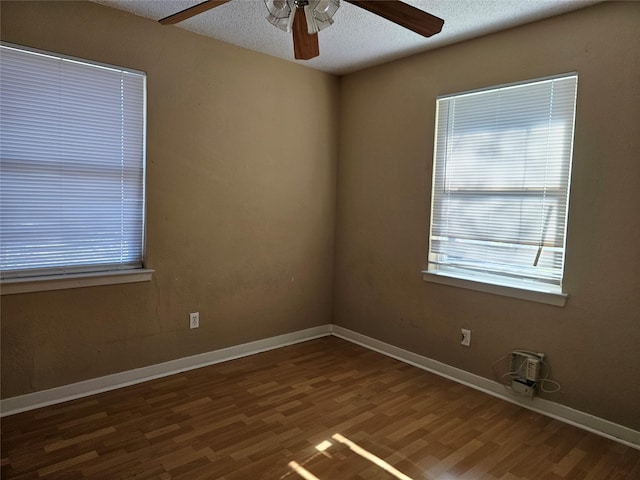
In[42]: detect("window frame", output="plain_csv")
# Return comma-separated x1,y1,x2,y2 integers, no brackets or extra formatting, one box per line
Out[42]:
423,73,578,306
0,42,153,294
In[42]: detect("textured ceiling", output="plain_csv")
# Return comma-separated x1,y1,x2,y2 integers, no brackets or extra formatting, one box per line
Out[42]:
93,0,601,75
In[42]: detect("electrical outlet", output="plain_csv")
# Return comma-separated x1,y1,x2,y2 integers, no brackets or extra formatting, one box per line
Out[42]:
461,328,471,347
525,357,540,381
189,312,199,329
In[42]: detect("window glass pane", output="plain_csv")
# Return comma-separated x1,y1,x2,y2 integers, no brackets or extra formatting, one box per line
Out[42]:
428,74,577,294
0,44,146,278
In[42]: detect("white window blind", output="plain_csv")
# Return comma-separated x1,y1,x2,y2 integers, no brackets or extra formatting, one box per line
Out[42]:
427,74,578,294
0,43,146,279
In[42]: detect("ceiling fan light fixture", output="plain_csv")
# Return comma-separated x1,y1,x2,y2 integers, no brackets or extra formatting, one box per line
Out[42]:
304,0,340,34
265,0,294,32
312,0,340,21
264,0,339,34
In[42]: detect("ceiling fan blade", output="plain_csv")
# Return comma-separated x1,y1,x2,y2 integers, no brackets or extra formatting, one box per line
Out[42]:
344,0,444,37
292,8,320,60
159,0,232,25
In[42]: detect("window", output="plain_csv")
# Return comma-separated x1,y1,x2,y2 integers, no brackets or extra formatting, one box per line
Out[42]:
0,43,148,288
424,74,578,305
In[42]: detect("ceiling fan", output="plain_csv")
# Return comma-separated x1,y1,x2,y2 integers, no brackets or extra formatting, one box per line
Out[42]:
159,0,444,60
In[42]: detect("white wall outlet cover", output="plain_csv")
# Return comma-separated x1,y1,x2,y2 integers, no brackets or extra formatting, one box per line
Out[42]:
189,312,199,329
461,328,471,346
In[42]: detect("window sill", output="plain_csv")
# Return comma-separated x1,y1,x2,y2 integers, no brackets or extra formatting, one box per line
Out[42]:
422,271,567,307
1,269,154,295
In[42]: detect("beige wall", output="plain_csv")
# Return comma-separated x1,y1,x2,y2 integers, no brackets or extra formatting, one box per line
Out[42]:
0,1,338,397
334,1,640,429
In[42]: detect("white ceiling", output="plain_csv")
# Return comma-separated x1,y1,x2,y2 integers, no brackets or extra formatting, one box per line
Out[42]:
94,0,601,75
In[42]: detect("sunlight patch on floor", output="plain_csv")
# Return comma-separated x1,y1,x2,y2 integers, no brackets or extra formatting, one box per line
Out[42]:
286,433,415,480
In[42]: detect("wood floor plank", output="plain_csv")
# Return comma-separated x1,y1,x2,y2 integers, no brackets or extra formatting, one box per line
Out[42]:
1,337,638,479
37,451,99,476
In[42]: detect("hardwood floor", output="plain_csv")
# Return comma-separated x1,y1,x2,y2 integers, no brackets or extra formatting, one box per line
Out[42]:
2,336,638,479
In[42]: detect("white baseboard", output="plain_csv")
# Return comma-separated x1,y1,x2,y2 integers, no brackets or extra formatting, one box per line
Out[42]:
0,325,332,417
2,323,638,450
331,325,640,449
